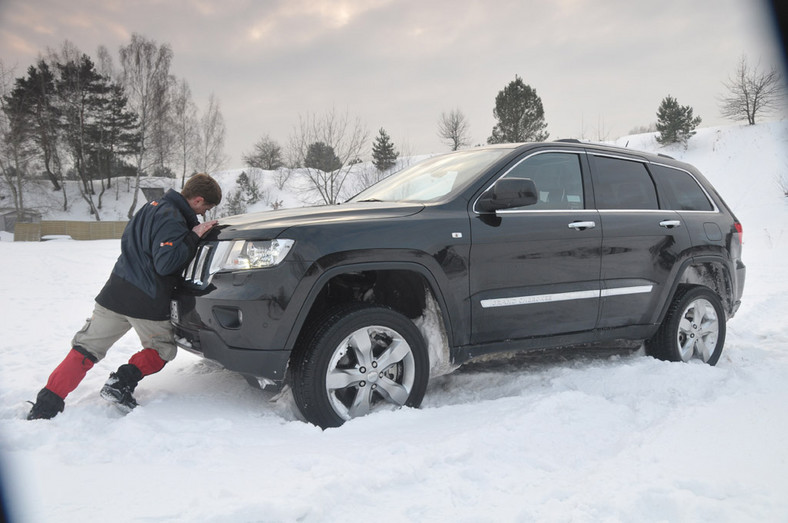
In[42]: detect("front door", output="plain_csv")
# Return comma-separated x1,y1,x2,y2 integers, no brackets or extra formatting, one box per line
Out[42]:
469,150,602,344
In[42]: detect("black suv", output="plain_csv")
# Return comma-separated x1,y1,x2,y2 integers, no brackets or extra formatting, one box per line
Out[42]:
172,141,745,428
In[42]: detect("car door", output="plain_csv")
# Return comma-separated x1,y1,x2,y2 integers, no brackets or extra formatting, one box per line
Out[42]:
468,149,602,344
588,153,693,328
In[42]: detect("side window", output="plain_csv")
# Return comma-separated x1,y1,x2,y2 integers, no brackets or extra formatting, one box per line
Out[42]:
649,164,714,211
592,156,658,210
501,152,584,210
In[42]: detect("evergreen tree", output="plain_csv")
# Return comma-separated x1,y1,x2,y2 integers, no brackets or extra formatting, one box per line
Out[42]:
237,170,261,204
11,61,62,191
2,65,38,216
56,54,111,218
655,95,702,145
92,83,140,190
225,188,246,216
488,75,549,144
371,128,398,171
305,141,341,172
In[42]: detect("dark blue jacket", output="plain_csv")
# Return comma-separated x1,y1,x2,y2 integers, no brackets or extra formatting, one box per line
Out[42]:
96,189,200,320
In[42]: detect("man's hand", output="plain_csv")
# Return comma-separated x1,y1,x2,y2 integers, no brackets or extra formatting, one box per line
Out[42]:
192,220,218,238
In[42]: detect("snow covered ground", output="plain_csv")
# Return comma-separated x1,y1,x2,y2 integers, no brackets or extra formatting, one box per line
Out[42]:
1,122,787,522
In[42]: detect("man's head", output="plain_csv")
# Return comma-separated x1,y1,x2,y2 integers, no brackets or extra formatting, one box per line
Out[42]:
182,173,222,216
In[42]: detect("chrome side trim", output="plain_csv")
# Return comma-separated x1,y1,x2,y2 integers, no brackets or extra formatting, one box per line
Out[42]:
480,285,653,309
481,289,599,308
600,285,653,297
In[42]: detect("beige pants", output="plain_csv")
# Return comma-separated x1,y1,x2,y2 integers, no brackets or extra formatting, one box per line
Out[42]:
71,302,177,362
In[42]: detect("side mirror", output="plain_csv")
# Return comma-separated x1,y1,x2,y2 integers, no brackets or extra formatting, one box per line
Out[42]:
477,178,538,213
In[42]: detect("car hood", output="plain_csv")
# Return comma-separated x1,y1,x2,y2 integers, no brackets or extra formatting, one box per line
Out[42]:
213,202,425,240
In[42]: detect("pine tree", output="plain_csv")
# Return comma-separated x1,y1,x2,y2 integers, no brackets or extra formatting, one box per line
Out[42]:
93,83,140,189
237,170,261,204
655,95,702,145
305,141,342,172
371,128,398,172
11,61,62,191
488,75,549,144
56,54,112,218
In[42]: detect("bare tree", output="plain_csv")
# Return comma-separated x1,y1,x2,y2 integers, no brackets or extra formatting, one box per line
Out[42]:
288,108,369,205
119,33,173,218
96,45,116,80
243,134,284,170
196,92,228,174
720,56,785,125
437,108,471,150
171,78,200,187
244,134,289,189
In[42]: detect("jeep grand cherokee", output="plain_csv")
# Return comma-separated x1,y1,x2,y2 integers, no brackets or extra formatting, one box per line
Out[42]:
172,141,745,428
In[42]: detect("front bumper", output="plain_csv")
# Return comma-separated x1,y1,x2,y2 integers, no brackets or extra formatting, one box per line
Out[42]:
171,257,311,386
172,318,291,385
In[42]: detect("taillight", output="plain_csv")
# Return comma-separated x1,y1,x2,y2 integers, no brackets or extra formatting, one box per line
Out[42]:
734,222,743,244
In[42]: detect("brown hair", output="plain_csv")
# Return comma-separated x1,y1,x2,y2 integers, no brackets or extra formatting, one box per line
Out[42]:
182,173,222,205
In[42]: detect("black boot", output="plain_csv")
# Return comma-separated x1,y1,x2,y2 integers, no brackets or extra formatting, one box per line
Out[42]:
27,388,65,420
100,364,143,413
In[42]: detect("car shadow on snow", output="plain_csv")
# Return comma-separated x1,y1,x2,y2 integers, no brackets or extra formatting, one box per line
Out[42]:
421,343,645,409
454,343,643,374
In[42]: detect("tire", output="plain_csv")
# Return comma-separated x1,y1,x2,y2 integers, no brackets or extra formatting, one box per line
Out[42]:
291,304,429,428
646,285,726,365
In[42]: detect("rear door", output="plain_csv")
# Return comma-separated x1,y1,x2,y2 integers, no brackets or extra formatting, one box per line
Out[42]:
588,153,693,328
469,149,602,344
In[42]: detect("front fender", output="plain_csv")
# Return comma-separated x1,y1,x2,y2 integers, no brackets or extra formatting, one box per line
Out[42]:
279,254,463,355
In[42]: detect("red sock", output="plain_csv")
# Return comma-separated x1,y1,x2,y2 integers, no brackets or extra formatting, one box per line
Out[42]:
128,348,167,376
45,348,95,399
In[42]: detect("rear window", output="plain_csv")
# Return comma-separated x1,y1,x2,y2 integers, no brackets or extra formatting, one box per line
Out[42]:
592,156,658,210
649,164,714,211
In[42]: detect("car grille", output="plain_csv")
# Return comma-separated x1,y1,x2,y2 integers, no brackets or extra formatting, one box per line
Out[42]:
182,241,229,288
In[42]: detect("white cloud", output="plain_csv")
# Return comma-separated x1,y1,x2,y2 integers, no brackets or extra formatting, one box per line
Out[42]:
0,0,783,166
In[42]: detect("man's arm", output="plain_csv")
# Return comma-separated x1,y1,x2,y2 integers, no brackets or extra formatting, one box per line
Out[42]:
151,212,217,276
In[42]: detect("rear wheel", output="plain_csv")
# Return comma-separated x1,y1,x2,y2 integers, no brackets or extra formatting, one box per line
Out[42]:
291,304,429,428
646,285,726,365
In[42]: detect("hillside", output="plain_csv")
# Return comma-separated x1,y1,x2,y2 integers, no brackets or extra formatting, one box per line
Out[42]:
3,121,785,234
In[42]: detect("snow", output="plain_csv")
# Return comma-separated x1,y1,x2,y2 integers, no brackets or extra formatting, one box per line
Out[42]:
1,122,787,522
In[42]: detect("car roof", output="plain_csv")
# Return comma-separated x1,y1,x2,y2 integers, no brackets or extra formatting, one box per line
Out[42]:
473,140,693,171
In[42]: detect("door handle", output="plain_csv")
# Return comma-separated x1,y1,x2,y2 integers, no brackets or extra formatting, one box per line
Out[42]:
659,220,681,228
568,221,596,230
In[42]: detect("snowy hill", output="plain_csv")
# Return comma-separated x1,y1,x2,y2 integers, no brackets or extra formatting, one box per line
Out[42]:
1,122,787,521
0,154,428,230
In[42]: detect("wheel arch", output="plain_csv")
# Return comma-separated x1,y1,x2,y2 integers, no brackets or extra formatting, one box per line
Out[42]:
283,261,455,355
657,255,736,325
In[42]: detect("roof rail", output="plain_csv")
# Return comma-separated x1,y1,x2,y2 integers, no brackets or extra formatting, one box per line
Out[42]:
554,138,581,143
657,153,674,159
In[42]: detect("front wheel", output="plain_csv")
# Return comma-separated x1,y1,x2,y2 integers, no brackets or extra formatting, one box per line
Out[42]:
646,285,726,365
291,304,429,428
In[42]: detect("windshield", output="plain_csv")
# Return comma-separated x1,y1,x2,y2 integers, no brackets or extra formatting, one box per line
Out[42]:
350,148,512,203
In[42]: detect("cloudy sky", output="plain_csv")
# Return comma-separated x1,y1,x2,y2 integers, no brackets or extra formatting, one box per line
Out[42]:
0,0,784,168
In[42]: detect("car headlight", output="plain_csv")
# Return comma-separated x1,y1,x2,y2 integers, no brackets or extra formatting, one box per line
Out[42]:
221,239,295,270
